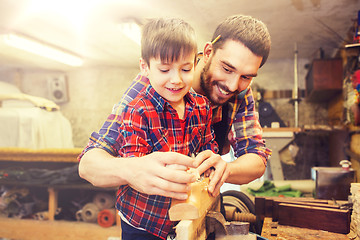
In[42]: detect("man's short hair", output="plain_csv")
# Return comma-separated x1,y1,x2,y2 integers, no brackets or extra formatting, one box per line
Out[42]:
211,15,271,68
141,18,198,66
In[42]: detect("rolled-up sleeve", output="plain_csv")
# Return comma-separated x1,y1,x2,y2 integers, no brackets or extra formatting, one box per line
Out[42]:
230,89,272,165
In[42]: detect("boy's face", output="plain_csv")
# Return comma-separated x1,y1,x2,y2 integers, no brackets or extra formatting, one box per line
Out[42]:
143,54,195,109
200,40,262,106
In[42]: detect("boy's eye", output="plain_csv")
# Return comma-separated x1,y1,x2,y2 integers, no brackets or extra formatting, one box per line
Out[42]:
182,68,192,72
159,69,169,73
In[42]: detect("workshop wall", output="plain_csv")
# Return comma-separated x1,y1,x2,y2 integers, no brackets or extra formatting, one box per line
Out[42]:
0,58,328,148
0,67,138,148
256,58,328,127
61,67,139,148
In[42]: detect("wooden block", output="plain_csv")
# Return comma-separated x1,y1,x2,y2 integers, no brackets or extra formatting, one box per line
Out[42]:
175,196,220,240
255,197,266,218
169,177,214,221
255,196,335,219
272,200,340,221
278,203,351,234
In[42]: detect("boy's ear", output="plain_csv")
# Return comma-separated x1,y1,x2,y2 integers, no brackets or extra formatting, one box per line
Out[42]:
139,58,149,76
202,42,213,64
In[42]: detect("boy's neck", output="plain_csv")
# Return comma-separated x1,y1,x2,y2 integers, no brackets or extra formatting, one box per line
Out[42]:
171,99,186,120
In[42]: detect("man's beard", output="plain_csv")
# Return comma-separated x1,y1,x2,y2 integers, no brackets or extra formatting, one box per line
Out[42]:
200,61,215,104
200,60,237,106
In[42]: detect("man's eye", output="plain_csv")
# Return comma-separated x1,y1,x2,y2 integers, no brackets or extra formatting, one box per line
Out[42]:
242,76,251,81
223,66,232,73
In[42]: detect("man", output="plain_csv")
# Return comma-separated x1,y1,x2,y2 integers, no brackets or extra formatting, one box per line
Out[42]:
78,14,271,200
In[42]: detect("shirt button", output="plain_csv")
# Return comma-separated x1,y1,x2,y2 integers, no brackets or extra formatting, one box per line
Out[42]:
177,140,181,144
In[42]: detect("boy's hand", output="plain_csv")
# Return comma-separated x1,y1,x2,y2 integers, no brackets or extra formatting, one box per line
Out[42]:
192,150,229,197
126,152,197,200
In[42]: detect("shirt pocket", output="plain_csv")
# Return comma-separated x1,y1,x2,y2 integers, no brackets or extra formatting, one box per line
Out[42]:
149,128,171,152
187,127,202,153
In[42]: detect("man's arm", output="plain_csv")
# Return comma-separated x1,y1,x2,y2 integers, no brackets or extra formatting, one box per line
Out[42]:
193,88,270,196
79,148,197,200
193,152,265,197
226,153,266,184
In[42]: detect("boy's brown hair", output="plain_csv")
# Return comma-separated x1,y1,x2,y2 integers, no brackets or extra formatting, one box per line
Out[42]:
211,15,271,68
141,18,198,66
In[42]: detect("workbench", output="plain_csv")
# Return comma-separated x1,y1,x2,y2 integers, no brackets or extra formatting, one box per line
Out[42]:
261,217,350,240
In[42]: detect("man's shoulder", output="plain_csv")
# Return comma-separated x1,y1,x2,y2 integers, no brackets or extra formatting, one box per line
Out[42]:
112,74,150,114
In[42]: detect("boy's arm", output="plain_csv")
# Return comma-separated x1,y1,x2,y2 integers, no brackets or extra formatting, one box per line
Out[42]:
79,105,197,200
79,148,197,200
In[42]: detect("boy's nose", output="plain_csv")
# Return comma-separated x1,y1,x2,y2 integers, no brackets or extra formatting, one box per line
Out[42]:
170,71,183,84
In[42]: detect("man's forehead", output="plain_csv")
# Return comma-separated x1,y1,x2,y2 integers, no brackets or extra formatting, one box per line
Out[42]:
212,40,262,74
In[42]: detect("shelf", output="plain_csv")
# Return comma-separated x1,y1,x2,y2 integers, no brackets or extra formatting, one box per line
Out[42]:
0,180,116,190
0,217,120,240
0,147,83,162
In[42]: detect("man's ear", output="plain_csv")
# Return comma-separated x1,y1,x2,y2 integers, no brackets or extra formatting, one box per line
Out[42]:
202,42,213,63
139,58,149,76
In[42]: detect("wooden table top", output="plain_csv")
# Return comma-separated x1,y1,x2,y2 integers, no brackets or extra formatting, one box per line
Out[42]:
261,217,350,240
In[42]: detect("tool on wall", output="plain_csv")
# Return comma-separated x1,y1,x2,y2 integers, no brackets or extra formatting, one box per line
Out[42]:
293,43,300,128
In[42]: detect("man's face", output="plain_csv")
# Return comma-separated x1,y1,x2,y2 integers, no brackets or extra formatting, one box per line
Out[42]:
200,40,263,105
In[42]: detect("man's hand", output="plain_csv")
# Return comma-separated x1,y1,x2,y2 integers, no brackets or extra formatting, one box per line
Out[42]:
192,150,229,197
125,152,197,200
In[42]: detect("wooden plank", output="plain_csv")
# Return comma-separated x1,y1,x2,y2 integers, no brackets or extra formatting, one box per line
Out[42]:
169,177,215,221
263,89,306,100
175,195,220,240
262,127,302,133
255,196,347,220
255,197,266,219
278,203,351,234
255,196,338,219
0,217,120,240
48,187,58,221
261,217,349,240
0,147,82,162
272,200,341,221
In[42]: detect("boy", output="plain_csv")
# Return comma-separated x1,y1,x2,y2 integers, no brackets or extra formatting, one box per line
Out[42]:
79,18,219,240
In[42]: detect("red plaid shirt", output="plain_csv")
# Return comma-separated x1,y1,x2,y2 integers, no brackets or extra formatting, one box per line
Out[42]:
79,75,218,239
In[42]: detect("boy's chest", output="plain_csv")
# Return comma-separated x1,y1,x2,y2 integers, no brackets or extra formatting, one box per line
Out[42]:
147,112,205,155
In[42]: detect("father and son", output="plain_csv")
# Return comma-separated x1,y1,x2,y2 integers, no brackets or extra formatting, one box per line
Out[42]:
78,14,272,240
